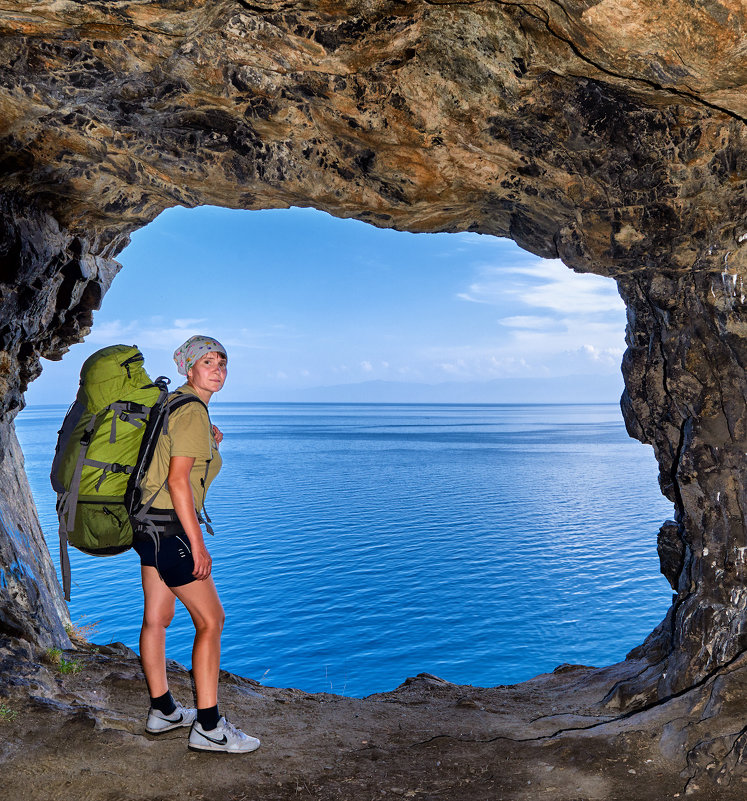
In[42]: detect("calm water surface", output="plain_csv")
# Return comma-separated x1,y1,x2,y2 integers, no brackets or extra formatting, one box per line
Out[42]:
17,402,673,697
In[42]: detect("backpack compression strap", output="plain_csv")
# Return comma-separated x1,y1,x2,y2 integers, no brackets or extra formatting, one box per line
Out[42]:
58,414,97,601
108,400,149,442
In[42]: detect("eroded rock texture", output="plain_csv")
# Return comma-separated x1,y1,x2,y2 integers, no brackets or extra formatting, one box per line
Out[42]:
0,0,745,707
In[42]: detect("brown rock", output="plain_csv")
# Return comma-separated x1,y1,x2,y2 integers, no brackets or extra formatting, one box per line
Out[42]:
0,1,746,796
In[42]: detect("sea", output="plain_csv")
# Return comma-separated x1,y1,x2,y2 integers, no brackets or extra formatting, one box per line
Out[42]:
16,402,674,698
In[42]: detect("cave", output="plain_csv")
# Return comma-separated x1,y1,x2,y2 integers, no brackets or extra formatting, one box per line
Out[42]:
1,1,747,797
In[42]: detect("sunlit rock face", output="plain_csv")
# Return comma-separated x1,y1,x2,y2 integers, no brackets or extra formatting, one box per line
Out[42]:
0,0,745,696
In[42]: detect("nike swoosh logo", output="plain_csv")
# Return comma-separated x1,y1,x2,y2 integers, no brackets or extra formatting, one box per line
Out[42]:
198,730,228,745
168,713,184,724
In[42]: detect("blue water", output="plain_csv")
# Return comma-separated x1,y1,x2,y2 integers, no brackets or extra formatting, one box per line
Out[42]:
17,402,673,697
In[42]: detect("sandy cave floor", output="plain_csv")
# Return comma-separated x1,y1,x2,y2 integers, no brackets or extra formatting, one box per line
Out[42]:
1,637,747,801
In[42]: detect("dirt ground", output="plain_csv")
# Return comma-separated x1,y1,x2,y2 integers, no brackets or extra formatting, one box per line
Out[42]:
1,635,747,801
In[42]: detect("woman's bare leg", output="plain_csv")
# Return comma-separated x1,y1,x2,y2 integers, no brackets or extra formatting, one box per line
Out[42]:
172,577,225,708
139,565,176,698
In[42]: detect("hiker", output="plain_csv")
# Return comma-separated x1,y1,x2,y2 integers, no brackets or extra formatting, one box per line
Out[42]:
134,335,260,754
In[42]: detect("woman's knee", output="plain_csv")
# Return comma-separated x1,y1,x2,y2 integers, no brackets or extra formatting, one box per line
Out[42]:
174,579,225,634
194,605,225,637
143,605,175,630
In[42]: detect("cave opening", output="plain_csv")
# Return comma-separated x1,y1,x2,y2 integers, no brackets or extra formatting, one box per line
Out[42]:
16,205,673,695
2,0,747,788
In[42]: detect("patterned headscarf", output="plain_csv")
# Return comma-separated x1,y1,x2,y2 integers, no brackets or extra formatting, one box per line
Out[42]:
173,335,227,376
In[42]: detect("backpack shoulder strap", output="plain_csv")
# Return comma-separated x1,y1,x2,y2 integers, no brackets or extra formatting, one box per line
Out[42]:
125,387,206,518
130,391,215,539
162,390,207,435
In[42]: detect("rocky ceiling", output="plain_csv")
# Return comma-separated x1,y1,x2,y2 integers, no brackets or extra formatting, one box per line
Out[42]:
0,0,745,704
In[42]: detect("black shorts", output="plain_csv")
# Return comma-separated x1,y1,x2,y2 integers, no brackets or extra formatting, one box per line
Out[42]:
133,528,197,588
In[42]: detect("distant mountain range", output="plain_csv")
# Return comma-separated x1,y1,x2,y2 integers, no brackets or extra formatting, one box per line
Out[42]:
246,374,625,404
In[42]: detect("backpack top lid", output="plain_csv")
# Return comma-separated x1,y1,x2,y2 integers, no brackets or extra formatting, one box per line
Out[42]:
78,344,153,413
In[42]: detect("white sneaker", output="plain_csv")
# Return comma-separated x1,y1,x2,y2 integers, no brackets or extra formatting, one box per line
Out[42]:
145,701,197,734
188,716,261,753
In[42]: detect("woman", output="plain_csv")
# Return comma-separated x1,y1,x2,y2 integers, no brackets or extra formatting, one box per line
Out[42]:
132,335,260,754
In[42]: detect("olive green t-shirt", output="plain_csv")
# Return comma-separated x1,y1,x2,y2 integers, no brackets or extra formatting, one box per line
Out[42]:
140,384,222,511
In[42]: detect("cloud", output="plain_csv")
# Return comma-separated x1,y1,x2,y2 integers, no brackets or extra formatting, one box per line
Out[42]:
499,315,559,330
458,258,624,316
87,319,277,352
361,360,374,372
577,344,625,365
443,231,520,256
85,320,141,343
443,256,628,379
438,360,467,374
417,327,624,379
497,318,625,361
517,270,623,315
86,319,208,348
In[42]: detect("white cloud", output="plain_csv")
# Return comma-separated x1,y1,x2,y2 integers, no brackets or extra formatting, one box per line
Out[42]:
86,319,210,349
173,318,207,329
518,272,623,315
498,318,625,362
457,291,489,304
444,231,517,255
458,258,624,316
499,315,557,330
577,344,625,365
87,319,281,354
361,360,374,372
426,352,537,379
439,257,628,381
85,320,140,343
415,326,624,380
438,361,465,374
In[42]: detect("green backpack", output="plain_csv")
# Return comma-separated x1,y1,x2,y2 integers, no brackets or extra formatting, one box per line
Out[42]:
50,345,169,600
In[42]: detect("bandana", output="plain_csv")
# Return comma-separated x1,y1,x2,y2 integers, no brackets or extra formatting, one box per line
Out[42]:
173,335,227,376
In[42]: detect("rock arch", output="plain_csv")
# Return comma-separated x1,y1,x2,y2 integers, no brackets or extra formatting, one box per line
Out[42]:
0,1,746,709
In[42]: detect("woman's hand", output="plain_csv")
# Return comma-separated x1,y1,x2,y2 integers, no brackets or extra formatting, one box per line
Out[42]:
212,425,223,445
191,539,213,580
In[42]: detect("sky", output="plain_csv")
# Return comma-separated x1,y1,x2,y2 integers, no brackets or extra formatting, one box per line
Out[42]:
24,205,628,405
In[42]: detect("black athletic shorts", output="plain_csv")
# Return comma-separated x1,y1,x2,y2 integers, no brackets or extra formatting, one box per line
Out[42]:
132,523,197,588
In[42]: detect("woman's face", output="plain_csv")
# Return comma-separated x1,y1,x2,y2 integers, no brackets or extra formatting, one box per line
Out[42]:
187,351,228,396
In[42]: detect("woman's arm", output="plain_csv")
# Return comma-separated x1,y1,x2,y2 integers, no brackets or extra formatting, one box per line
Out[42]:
168,455,212,580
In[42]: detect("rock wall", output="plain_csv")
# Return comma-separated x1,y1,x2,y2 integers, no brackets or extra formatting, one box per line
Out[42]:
0,418,69,647
0,0,745,700
0,193,121,646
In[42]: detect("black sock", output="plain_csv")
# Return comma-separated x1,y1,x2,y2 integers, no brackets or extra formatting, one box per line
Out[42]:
150,690,176,715
197,705,220,731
